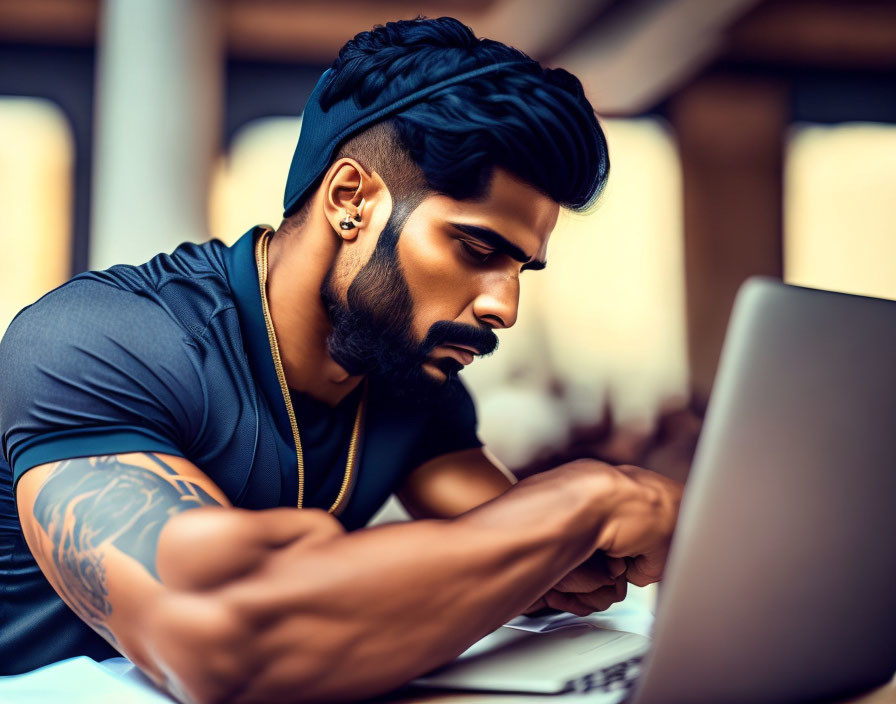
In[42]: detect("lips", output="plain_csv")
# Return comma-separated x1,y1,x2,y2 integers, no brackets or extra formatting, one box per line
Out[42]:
442,344,477,365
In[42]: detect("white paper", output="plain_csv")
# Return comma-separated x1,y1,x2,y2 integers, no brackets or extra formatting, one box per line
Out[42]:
504,598,655,638
0,656,174,704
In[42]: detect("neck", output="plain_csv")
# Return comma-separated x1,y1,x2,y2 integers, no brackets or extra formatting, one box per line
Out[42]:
263,228,363,407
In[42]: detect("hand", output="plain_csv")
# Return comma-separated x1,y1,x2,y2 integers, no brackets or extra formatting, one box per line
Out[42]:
598,464,683,586
523,552,628,617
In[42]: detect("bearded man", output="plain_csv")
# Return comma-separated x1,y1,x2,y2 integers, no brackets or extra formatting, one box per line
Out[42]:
0,17,682,703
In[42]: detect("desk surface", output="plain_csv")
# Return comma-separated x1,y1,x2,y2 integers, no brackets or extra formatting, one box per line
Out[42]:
2,655,893,703
380,674,896,704
2,590,892,704
374,593,896,704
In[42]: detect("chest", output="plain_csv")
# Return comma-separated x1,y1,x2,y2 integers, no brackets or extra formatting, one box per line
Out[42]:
186,334,429,529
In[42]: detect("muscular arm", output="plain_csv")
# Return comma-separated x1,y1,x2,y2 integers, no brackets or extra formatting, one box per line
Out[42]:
17,454,228,662
399,448,633,616
17,452,679,704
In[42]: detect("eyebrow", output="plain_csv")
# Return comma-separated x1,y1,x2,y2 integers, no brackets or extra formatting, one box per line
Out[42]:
450,223,547,272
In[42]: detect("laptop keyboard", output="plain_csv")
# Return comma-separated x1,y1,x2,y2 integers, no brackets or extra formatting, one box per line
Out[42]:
568,654,644,694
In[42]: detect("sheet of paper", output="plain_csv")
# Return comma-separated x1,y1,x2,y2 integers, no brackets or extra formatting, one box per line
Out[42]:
504,598,655,638
503,610,583,632
0,656,175,703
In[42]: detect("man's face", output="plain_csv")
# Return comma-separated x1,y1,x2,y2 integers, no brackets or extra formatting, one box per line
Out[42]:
321,167,558,396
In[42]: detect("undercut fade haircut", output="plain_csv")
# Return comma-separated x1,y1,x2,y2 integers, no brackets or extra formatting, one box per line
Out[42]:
285,121,427,232
287,16,609,228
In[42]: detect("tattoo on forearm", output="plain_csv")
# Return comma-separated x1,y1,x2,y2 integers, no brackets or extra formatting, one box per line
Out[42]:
32,454,220,641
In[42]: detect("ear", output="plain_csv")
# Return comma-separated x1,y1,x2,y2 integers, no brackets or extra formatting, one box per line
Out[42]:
322,158,384,242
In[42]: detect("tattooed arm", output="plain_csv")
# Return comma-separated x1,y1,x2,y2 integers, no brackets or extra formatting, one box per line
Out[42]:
17,452,342,699
15,453,224,680
17,453,681,704
19,454,225,647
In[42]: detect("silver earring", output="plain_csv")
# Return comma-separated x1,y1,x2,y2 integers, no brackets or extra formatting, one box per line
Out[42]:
339,199,365,231
339,213,357,231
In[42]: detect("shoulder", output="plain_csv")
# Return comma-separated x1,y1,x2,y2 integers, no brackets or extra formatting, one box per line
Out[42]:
79,240,235,337
0,277,206,431
0,279,209,477
4,238,237,352
1,277,195,368
86,239,230,291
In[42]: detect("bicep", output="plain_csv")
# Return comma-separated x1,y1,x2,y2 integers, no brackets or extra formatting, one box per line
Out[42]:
15,453,228,653
397,447,516,519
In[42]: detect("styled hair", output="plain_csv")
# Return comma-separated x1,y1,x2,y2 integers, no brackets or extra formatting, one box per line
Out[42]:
289,17,609,226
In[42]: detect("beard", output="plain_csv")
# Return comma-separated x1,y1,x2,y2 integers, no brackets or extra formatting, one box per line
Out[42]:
319,211,498,399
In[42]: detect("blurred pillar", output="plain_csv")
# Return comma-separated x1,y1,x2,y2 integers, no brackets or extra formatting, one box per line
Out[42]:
670,75,786,404
90,0,222,269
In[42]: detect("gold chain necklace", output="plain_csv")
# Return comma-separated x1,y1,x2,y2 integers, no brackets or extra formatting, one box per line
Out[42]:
255,228,367,514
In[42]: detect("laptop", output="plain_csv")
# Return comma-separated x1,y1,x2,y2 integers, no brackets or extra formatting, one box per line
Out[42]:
415,278,896,702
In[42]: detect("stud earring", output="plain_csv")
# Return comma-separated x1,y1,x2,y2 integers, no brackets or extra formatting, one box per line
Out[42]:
339,199,366,231
339,213,357,231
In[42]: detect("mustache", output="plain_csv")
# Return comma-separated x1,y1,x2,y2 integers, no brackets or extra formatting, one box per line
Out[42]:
420,321,499,358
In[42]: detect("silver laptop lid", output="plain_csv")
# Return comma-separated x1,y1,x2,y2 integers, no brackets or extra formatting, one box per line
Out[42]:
632,278,896,704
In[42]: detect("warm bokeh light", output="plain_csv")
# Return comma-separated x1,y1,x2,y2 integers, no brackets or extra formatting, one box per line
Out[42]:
466,118,688,463
0,98,73,337
540,118,688,425
13,107,893,468
209,116,302,245
786,122,896,302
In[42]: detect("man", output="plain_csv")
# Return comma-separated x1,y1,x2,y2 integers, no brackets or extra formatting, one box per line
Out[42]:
0,17,682,703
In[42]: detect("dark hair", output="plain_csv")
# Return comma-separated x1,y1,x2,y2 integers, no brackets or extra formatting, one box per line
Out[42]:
300,17,609,219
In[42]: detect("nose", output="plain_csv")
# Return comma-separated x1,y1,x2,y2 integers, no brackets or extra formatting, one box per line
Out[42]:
472,273,519,330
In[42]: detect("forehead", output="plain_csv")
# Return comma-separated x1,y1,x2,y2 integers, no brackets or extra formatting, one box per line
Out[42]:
419,168,559,259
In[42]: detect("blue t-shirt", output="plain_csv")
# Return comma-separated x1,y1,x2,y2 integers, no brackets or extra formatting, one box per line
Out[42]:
0,227,480,674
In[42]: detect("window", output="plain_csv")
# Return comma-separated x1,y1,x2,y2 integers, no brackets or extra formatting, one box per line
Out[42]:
0,97,73,336
786,122,896,302
466,118,687,464
209,116,302,244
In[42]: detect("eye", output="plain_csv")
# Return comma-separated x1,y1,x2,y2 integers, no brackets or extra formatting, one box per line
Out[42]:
459,240,495,264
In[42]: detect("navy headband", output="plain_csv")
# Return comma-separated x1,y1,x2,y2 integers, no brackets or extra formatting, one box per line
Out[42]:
282,61,526,216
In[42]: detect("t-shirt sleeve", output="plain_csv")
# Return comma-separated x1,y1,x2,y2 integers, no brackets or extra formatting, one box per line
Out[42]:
0,280,205,486
411,377,483,467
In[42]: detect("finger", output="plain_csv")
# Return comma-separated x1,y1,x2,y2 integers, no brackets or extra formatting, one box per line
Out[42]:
585,551,625,578
553,570,609,593
575,579,628,613
544,589,593,617
626,553,665,587
614,576,628,603
552,554,618,593
606,556,627,579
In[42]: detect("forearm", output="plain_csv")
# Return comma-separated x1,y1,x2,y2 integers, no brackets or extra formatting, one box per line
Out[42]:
154,462,625,703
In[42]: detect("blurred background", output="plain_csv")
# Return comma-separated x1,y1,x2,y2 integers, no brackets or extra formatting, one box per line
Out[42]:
2,0,896,490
